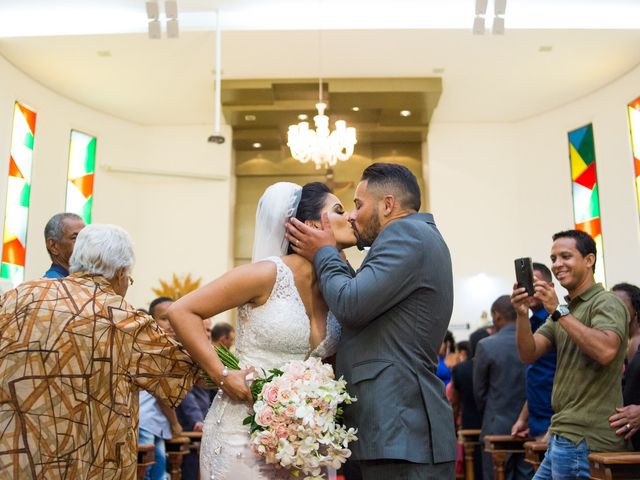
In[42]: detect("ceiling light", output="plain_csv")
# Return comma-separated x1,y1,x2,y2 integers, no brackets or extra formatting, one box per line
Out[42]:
97,50,112,58
400,110,412,117
253,142,262,148
297,114,308,120
148,19,161,39
287,81,357,170
473,16,485,35
475,0,488,15
145,1,159,20
351,107,360,112
539,45,553,52
165,0,178,19
492,16,505,35
244,114,257,121
166,18,179,38
433,67,445,74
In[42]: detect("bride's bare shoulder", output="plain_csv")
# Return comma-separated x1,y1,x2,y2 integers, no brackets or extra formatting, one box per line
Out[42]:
239,259,278,286
239,260,279,306
215,260,278,300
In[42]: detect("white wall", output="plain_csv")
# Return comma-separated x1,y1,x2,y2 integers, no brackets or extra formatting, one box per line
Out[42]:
0,55,234,318
429,122,521,334
429,62,640,336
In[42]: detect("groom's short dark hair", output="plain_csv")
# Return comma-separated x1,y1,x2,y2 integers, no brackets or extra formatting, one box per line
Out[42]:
361,163,421,212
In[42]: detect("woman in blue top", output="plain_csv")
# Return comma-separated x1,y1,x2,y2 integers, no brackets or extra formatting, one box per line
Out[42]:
436,330,457,385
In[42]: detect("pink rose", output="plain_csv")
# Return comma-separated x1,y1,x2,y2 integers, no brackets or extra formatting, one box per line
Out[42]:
302,371,314,382
278,388,293,403
262,384,279,407
257,430,278,448
256,406,275,427
275,425,288,438
284,404,297,418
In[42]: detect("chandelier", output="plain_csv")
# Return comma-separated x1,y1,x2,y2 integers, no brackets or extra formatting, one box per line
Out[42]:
287,80,357,170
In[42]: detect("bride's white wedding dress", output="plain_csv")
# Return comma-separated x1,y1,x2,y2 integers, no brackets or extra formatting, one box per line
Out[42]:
200,256,339,480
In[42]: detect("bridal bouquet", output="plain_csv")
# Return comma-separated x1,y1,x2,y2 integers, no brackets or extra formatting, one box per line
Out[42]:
214,346,358,480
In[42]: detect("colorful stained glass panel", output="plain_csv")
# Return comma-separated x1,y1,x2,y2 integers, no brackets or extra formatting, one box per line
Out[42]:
65,130,96,224
628,96,640,218
568,124,605,285
1,102,37,286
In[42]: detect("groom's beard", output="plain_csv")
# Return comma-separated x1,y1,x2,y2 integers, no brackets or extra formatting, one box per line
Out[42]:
353,212,380,251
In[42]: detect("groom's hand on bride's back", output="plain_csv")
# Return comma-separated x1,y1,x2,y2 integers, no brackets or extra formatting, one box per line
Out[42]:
286,213,336,262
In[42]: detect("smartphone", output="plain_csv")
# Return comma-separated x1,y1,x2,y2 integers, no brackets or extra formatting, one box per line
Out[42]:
514,257,535,296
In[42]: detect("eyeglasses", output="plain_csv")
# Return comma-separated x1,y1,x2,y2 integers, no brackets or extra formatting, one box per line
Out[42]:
128,276,134,286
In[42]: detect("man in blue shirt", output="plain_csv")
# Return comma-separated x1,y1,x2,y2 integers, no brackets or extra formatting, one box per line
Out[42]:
139,391,182,480
511,262,557,440
139,297,185,480
42,212,85,278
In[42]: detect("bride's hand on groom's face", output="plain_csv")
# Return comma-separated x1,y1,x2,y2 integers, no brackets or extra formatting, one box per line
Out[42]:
223,368,254,403
286,213,336,261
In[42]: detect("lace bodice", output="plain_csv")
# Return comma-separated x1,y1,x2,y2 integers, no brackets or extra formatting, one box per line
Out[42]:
200,256,340,480
234,256,311,371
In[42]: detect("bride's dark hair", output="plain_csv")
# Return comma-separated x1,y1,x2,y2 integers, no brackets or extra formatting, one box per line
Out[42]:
287,182,331,254
295,182,331,222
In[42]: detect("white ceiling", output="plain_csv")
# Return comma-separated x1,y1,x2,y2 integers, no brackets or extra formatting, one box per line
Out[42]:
0,0,639,125
2,0,640,34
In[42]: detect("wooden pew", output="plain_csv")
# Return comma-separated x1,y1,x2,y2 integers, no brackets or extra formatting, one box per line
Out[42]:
458,429,481,480
523,441,547,472
165,436,190,480
588,451,640,480
137,444,155,480
182,431,203,454
483,434,533,480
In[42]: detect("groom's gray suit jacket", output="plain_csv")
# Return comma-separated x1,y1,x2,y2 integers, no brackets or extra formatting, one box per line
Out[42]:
314,213,456,465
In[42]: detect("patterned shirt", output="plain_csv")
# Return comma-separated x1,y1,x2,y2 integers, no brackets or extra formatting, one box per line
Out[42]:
0,273,198,479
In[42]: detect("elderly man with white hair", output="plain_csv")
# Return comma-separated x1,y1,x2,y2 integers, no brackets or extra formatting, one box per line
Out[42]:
0,224,198,479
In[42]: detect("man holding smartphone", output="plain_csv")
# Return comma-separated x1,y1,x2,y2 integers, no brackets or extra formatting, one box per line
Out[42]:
511,229,629,479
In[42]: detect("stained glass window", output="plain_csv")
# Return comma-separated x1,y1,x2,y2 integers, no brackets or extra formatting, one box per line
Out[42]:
568,124,605,284
628,96,640,219
1,102,37,286
65,130,96,223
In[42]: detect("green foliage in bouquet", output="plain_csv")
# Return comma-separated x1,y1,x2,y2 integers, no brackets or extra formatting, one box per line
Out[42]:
210,345,275,432
199,345,239,388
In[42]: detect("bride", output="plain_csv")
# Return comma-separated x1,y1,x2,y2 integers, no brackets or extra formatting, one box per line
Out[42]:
168,181,357,479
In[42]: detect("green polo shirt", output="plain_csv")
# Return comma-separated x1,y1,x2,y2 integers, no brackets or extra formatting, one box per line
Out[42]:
536,283,629,452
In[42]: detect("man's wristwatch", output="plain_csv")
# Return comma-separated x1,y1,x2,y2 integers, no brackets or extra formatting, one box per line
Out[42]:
551,304,570,321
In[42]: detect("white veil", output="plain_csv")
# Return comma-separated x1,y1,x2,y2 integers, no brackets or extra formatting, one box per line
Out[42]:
251,182,303,262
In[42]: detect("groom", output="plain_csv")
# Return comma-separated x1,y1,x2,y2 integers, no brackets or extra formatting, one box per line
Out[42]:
287,163,456,479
